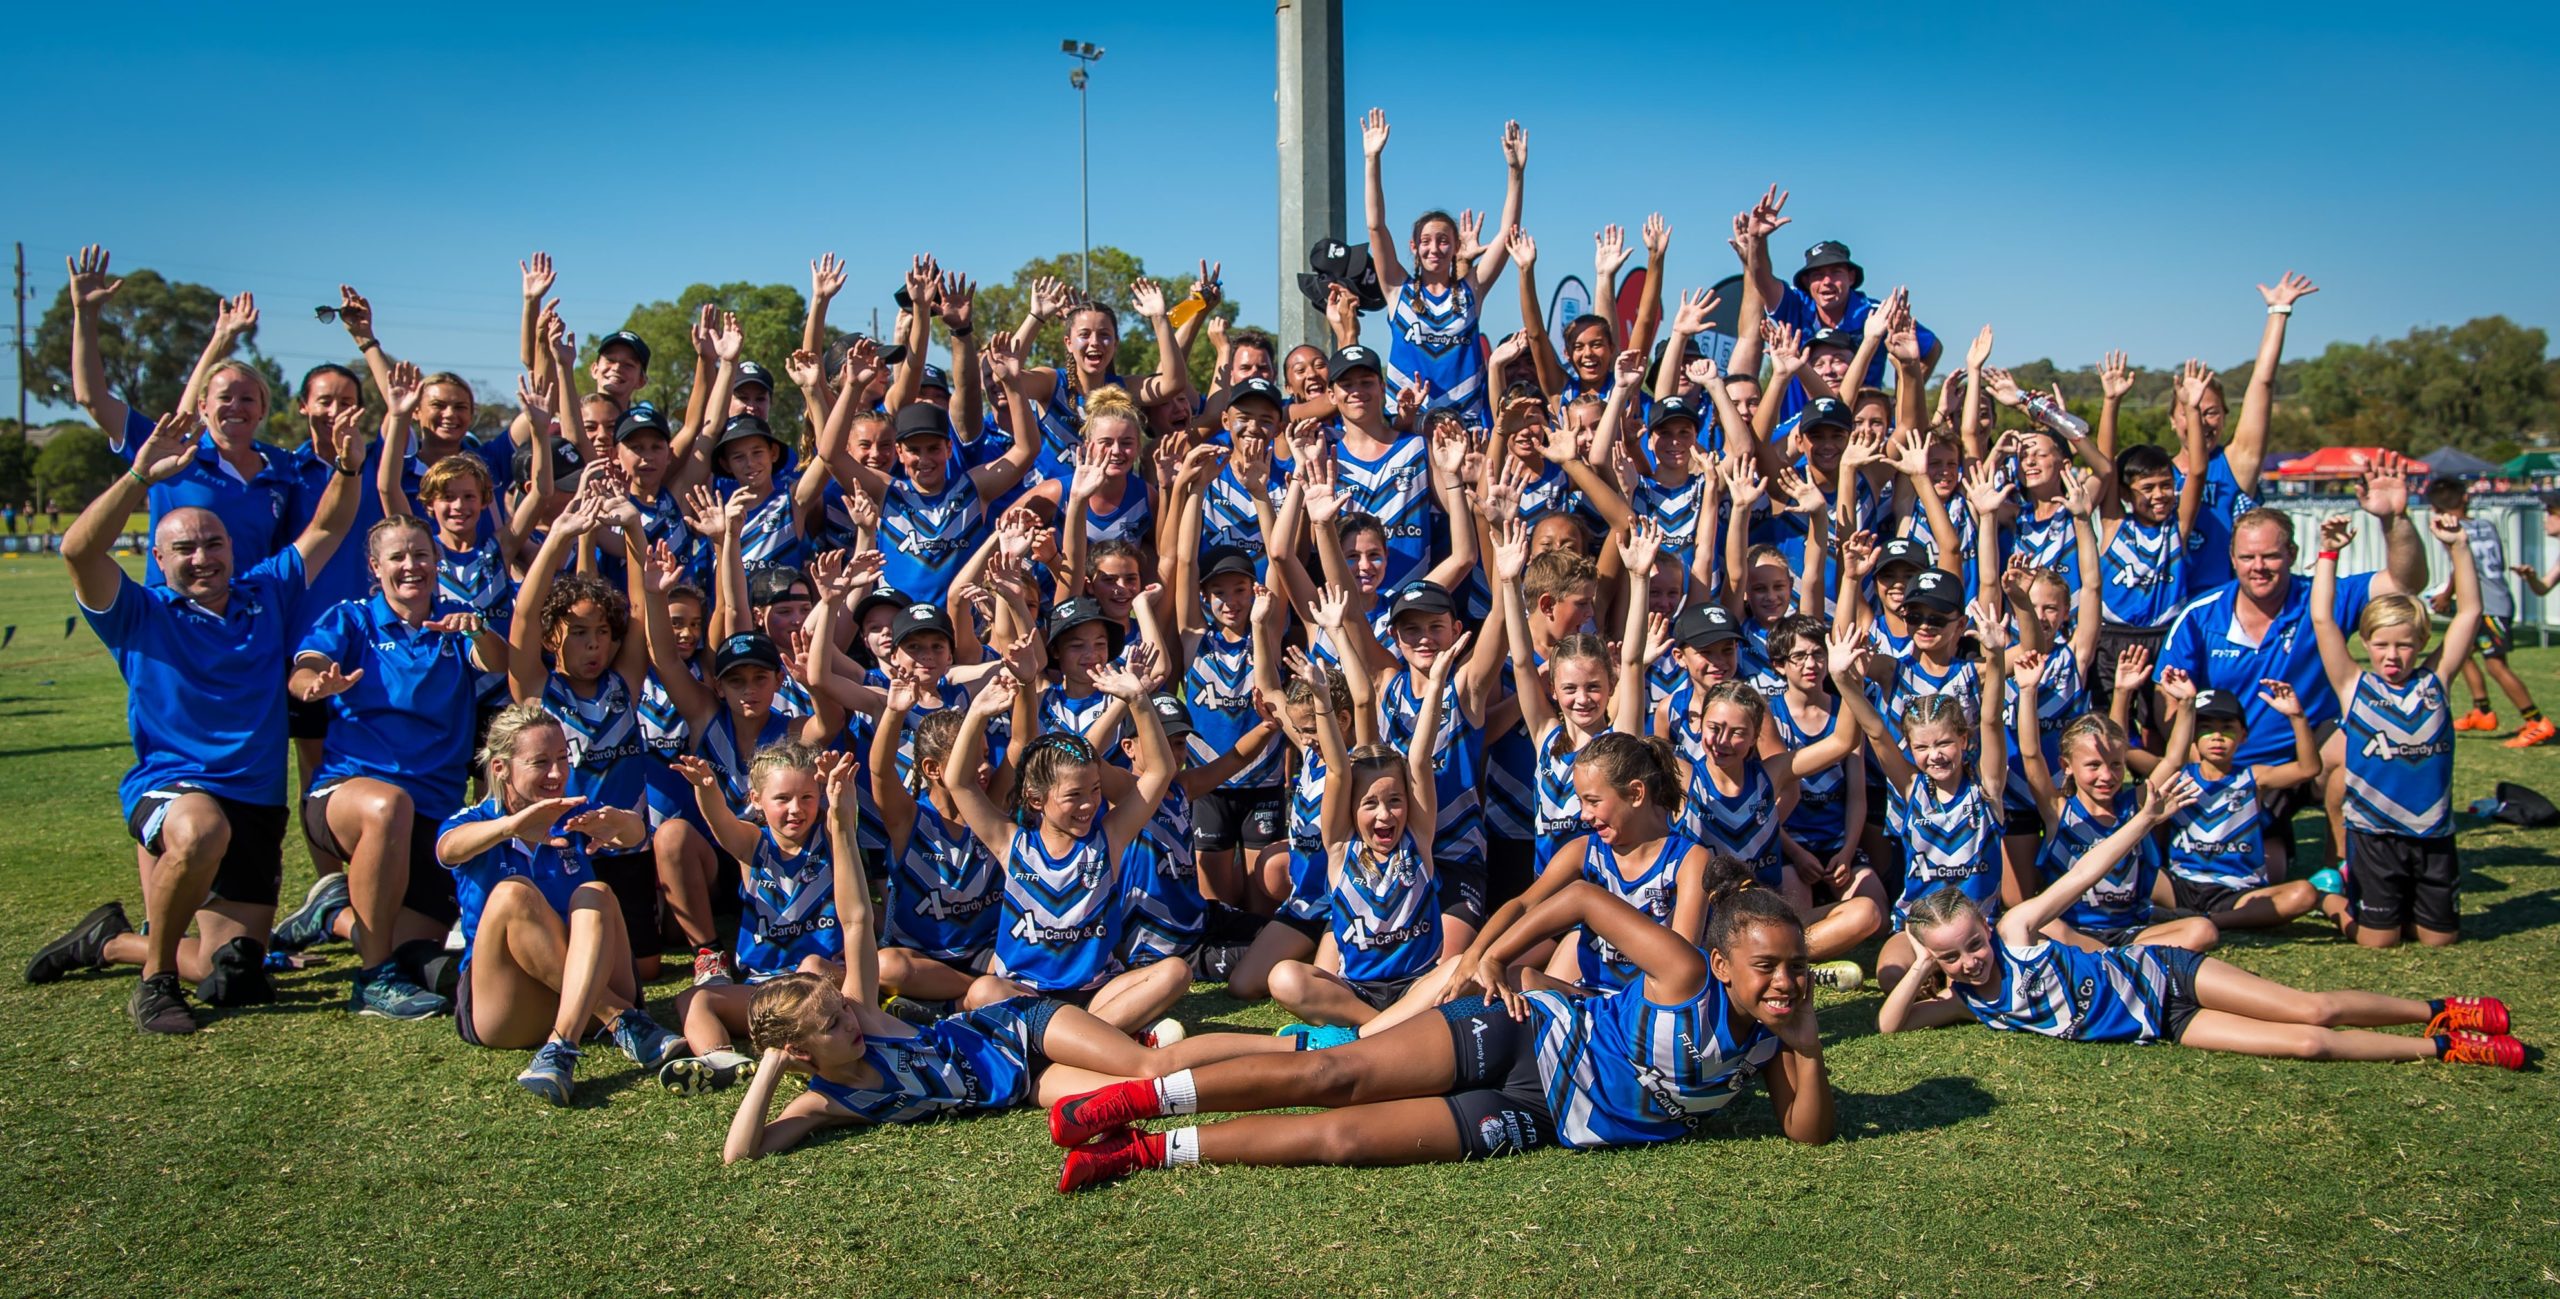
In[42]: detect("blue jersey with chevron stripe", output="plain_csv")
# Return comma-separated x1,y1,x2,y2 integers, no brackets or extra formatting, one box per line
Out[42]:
991,819,1123,993
2003,501,2081,591
1889,777,2002,924
1485,659,1537,840
1527,973,1781,1150
539,670,651,813
1075,477,1153,548
1028,370,1127,486
2099,515,2186,629
1038,683,1121,751
1533,725,1597,866
2342,669,2453,837
1381,668,1485,867
1768,696,1850,854
2169,763,2266,890
1332,432,1441,593
1120,786,1200,965
2038,787,2161,932
696,707,798,812
876,470,986,606
1198,443,1287,561
734,823,843,979
883,798,1000,962
1630,473,1707,566
1185,627,1280,789
1330,830,1439,985
803,997,1043,1124
1385,278,1488,422
1282,748,1332,924
1577,832,1692,994
715,471,806,574
1957,937,2178,1044
1682,756,1783,887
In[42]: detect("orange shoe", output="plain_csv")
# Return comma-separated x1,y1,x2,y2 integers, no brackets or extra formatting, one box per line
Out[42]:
2439,1030,2526,1070
2427,996,2510,1036
2502,718,2557,748
2453,709,2498,732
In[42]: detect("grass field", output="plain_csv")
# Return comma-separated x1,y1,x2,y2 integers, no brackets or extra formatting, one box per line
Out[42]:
2,555,2555,1298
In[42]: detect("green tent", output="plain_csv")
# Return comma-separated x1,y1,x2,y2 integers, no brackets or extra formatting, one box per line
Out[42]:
2501,451,2560,476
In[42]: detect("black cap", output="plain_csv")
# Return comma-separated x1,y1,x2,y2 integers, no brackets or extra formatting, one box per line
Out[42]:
1794,240,1865,292
517,435,584,485
1207,377,1287,420
1876,537,1929,572
1904,569,1965,615
890,601,955,647
1801,397,1853,431
892,402,956,443
1807,326,1858,353
844,334,910,369
1385,580,1458,625
851,585,911,625
918,363,952,392
1327,345,1383,383
1199,545,1257,583
1045,596,1127,657
597,330,652,368
613,405,672,444
1671,604,1741,649
714,413,783,453
1146,690,1197,739
1648,394,1703,433
1297,238,1387,313
2192,689,2248,722
747,566,813,609
712,631,784,678
731,361,774,393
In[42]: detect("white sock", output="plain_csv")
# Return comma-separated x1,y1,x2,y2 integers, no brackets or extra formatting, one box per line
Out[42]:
1154,1068,1199,1116
703,1048,751,1070
1163,1126,1201,1167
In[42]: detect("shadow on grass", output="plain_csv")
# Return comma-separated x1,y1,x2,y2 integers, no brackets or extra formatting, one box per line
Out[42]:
1829,1074,2001,1140
0,739,128,759
2467,881,2560,943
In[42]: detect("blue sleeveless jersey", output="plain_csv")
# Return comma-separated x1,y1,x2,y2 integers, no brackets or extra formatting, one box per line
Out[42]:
1682,757,1783,887
2004,502,2080,591
1629,474,1706,566
1384,278,1488,422
1532,725,1597,866
2037,787,2160,932
1484,660,1537,841
883,799,1000,962
1329,831,1439,985
2169,763,2266,890
802,996,1044,1124
1958,937,2180,1044
1768,697,1849,854
1076,477,1153,548
638,666,695,761
1121,785,1203,965
876,470,986,605
1381,669,1485,868
1889,778,2002,924
1577,833,1691,994
2342,670,2453,837
1184,628,1280,789
1282,749,1332,924
734,823,843,979
540,671,651,814
1198,444,1287,561
1029,370,1127,486
697,707,797,811
1527,973,1781,1150
991,819,1123,992
2098,516,2185,629
1331,434,1441,595
717,471,805,574
2178,454,2254,591
1038,684,1120,750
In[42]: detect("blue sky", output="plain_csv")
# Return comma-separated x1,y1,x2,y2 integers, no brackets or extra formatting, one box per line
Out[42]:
9,1,2555,418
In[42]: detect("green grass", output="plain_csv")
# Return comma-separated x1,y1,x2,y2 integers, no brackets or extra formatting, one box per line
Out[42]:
2,554,2556,1298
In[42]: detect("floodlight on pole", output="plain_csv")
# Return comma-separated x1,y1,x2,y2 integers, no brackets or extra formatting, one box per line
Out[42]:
1061,40,1105,295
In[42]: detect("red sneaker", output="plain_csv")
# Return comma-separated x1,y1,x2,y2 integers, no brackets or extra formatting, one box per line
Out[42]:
1049,1079,1160,1147
2440,1031,2526,1070
2428,996,2511,1036
1058,1126,1160,1193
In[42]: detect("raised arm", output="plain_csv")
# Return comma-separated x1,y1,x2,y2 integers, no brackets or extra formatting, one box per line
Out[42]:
1358,109,1407,293
943,677,1024,859
1464,122,1528,297
2002,773,2196,943
2428,514,2483,681
671,755,761,860
2308,515,2362,698
1828,629,1917,792
2227,273,2317,491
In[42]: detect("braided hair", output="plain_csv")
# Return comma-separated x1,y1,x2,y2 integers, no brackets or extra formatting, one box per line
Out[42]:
1011,731,1099,827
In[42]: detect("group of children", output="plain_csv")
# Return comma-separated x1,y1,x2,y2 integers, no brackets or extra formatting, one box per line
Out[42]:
25,136,2542,1190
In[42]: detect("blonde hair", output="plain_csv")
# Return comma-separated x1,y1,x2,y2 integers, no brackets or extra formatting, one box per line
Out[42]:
747,741,819,794
478,701,562,773
2055,713,2127,792
202,360,273,417
747,972,842,1054
420,453,494,504
2357,593,2430,644
1081,384,1146,440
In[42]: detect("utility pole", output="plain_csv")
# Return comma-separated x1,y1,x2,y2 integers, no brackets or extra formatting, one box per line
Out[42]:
12,242,25,431
1276,0,1346,352
1062,40,1105,296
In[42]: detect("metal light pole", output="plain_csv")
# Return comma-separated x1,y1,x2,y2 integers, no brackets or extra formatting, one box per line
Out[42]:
1061,39,1105,296
1276,1,1344,352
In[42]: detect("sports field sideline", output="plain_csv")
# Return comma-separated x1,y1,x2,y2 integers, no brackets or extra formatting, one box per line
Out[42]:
2,553,2554,1298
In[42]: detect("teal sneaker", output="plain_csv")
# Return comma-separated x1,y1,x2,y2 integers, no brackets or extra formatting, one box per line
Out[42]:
611,1007,684,1067
272,874,349,952
516,1038,580,1106
350,961,449,1020
1276,1022,1360,1049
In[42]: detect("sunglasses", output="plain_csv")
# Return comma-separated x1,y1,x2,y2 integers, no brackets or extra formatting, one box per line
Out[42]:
312,305,344,322
1906,612,1955,629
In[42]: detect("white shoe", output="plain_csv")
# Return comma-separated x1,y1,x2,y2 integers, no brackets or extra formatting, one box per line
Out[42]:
1141,1016,1187,1047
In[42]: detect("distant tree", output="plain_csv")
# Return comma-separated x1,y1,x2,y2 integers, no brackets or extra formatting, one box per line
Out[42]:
30,265,290,442
2287,317,2557,457
32,427,123,511
599,282,814,440
0,424,32,508
973,247,1239,395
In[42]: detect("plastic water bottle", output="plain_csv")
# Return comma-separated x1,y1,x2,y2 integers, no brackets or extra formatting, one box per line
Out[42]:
2026,394,2091,440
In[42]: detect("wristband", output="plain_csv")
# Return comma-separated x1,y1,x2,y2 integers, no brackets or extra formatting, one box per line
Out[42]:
358,338,382,352
2318,549,2340,561
2267,304,2293,317
126,468,150,488
949,323,974,338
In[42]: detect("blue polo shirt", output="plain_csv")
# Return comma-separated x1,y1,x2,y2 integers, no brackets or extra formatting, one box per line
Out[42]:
298,594,482,822
2177,453,2254,592
292,441,389,623
116,408,299,586
1768,288,1938,418
441,796,598,973
2155,572,2374,768
81,545,309,814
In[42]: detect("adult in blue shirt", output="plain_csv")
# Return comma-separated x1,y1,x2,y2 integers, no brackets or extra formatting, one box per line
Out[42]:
1728,190,1940,418
2153,463,2427,880
285,367,389,811
2164,272,2322,591
23,408,366,1034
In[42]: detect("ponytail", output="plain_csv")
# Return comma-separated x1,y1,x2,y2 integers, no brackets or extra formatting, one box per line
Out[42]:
1700,848,1807,954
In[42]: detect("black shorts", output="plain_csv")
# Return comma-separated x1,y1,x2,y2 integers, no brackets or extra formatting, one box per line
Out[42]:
2076,922,2149,949
2169,876,2251,918
2259,778,2321,862
1193,787,1285,853
590,850,661,956
288,693,332,741
1438,858,1489,931
303,783,461,925
2145,944,2208,1043
1484,836,1538,912
1349,971,1424,1011
125,785,288,907
2092,623,2171,708
2478,616,2514,660
1439,997,1555,1159
1272,909,1328,941
2345,829,2461,933
455,959,484,1047
2003,803,2044,837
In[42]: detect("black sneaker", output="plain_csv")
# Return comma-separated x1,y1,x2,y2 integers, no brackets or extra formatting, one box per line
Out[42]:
25,901,132,984
196,936,276,1007
129,972,200,1034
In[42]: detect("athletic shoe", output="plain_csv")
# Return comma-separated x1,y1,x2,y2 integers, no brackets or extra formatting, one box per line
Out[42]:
1811,960,1865,991
271,873,350,952
1137,1017,1187,1048
2439,1031,2526,1070
2502,718,2556,749
2309,868,2346,895
1049,1079,1161,1147
129,972,199,1035
25,901,131,984
1058,1126,1159,1193
883,995,943,1027
611,1008,685,1067
195,936,276,1007
2428,996,2511,1036
690,947,734,988
658,1052,756,1094
517,1038,581,1106
2453,709,2498,732
350,962,450,1020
